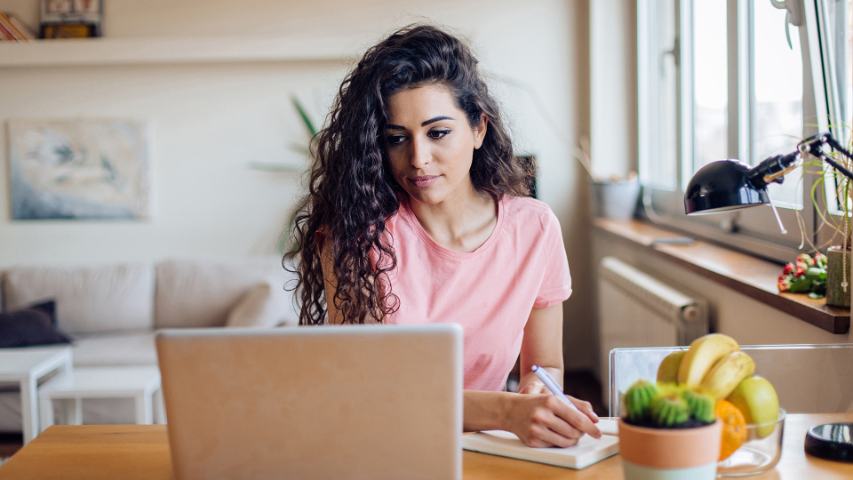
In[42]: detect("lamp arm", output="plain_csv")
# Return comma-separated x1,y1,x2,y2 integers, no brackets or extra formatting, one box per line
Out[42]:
798,132,853,181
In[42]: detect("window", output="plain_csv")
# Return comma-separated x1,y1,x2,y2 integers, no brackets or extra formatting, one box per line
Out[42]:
692,1,728,173
638,0,852,262
753,0,804,208
638,0,679,190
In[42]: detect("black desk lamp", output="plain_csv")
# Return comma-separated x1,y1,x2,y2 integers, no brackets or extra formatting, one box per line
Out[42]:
685,132,853,214
683,131,853,462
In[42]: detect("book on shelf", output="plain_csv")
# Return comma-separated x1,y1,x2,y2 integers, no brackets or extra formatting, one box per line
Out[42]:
0,12,35,41
0,14,16,41
7,13,35,40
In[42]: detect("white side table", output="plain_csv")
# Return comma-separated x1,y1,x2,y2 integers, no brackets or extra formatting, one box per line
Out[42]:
0,347,73,444
38,366,162,429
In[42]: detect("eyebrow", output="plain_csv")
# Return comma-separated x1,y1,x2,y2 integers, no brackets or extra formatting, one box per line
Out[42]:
385,115,455,130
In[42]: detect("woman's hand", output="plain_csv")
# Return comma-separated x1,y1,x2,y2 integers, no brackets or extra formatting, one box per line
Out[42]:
518,379,549,395
504,393,602,448
519,379,600,423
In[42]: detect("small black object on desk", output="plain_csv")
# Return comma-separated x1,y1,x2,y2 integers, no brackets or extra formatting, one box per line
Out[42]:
805,423,853,462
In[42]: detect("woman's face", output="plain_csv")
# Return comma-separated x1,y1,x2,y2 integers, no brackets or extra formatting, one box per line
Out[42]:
384,83,487,207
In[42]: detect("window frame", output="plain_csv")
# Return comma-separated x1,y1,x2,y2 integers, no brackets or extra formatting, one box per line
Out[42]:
816,0,851,226
637,0,839,263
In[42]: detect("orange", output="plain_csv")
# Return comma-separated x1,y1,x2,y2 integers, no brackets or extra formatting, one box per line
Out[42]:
715,399,747,461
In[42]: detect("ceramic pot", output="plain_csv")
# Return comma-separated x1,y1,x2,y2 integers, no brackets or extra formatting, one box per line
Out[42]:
619,419,721,480
826,246,850,308
591,177,640,219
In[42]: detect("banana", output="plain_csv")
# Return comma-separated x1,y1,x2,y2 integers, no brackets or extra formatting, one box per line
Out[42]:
657,350,686,384
699,350,756,399
677,333,740,388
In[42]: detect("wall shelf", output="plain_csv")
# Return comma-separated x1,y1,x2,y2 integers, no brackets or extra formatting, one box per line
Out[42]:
0,35,359,67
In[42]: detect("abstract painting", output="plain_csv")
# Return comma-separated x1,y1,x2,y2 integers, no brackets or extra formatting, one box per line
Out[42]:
7,118,151,220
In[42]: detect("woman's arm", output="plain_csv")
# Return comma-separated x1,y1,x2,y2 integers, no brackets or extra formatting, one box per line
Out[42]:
518,303,565,394
481,303,600,447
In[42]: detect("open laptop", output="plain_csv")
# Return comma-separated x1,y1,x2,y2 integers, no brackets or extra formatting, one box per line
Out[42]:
156,324,463,480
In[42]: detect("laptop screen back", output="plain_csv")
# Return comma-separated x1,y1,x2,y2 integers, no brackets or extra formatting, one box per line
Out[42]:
156,324,462,480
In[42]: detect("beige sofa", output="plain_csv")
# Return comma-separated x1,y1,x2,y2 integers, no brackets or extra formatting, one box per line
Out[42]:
0,257,299,432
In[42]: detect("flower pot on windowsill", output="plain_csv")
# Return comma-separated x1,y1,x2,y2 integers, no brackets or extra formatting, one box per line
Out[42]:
619,419,722,480
591,175,640,220
826,246,850,308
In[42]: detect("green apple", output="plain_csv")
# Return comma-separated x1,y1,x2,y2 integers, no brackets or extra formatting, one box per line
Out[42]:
727,375,780,438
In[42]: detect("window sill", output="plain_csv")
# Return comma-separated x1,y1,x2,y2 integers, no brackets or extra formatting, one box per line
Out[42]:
593,218,850,334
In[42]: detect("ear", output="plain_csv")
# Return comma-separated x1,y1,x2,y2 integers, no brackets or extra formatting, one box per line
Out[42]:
472,114,488,150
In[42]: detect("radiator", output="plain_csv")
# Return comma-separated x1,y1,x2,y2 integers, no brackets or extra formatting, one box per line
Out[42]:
597,257,708,398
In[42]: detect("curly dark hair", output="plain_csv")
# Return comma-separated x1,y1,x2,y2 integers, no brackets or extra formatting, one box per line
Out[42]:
285,24,530,325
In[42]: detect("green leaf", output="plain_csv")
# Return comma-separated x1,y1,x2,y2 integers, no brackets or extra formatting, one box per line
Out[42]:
291,95,318,138
805,267,825,280
788,276,812,293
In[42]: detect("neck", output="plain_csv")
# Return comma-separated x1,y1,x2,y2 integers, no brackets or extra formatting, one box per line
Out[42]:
407,185,498,252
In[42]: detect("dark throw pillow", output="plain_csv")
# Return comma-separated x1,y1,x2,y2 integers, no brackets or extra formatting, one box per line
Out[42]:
0,301,72,348
26,300,58,326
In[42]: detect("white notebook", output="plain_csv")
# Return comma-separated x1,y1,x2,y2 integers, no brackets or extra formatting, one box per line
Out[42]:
462,419,620,470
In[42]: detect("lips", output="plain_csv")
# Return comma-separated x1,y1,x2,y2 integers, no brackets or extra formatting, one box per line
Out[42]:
409,175,440,188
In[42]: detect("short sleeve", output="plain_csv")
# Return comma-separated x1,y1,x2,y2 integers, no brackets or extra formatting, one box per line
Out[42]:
533,209,572,309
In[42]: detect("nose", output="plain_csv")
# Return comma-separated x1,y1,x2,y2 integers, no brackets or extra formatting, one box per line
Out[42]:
409,135,431,169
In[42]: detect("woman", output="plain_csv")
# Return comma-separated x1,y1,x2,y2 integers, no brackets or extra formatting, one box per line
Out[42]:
286,24,600,447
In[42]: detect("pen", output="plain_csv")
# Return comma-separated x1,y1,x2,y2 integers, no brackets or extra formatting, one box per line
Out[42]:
530,364,581,413
531,365,613,437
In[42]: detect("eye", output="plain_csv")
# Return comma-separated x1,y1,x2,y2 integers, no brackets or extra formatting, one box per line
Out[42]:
385,135,406,146
428,129,451,140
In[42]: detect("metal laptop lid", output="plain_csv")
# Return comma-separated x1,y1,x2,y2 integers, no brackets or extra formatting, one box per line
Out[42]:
156,324,462,480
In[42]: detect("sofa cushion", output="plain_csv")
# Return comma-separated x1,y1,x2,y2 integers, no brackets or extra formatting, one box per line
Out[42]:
71,331,156,367
155,258,298,329
3,264,154,335
226,283,280,328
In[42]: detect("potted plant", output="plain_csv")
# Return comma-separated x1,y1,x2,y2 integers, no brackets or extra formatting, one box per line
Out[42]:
618,381,721,480
791,134,853,307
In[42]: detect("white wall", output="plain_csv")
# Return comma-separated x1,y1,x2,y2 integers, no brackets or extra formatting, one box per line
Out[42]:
0,61,346,264
0,1,596,368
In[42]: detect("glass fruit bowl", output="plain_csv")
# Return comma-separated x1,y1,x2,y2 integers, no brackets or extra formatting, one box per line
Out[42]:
717,409,785,477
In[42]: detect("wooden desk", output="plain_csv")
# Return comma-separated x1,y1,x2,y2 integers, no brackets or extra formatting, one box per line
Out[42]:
1,414,851,479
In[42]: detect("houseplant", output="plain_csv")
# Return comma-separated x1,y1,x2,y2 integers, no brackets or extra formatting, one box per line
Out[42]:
618,381,721,479
796,131,853,307
256,95,318,255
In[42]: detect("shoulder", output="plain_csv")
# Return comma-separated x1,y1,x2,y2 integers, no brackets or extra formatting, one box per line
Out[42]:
501,195,560,232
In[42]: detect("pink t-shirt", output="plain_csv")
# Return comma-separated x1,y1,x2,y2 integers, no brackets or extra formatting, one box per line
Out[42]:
382,194,572,391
